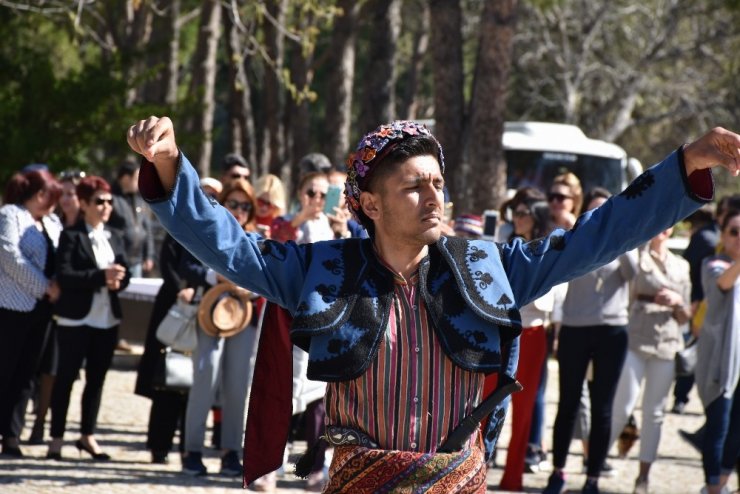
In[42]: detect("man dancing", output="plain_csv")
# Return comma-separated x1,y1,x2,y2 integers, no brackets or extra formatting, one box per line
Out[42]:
128,116,739,493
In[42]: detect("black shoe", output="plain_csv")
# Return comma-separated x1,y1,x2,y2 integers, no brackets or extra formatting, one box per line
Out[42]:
182,451,207,476
46,450,63,460
671,401,687,414
1,444,24,458
75,440,111,461
151,451,169,464
220,450,242,476
582,478,600,494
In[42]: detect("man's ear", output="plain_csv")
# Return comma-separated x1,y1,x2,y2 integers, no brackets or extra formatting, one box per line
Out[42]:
359,191,381,221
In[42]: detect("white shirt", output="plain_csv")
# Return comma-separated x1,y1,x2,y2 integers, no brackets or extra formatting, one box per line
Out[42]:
56,224,119,329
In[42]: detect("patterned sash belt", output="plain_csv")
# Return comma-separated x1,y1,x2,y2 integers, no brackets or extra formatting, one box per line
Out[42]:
322,427,487,494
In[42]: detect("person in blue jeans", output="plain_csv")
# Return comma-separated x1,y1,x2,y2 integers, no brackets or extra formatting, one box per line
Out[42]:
695,209,740,494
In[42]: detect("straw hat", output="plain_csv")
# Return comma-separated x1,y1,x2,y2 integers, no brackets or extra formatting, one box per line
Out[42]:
197,283,253,338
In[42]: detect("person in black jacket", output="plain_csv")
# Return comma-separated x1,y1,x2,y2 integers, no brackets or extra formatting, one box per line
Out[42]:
46,176,130,461
134,234,189,464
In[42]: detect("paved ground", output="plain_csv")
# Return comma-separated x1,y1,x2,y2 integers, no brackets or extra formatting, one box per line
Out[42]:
0,355,722,493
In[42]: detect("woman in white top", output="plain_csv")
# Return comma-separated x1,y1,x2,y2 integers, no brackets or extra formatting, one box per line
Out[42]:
47,176,130,461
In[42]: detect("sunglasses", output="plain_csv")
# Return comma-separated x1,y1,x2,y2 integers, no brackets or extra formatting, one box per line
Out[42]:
305,189,327,200
94,197,113,206
512,209,531,219
60,170,86,180
548,192,573,203
728,228,740,238
225,199,253,213
257,198,274,208
230,172,250,180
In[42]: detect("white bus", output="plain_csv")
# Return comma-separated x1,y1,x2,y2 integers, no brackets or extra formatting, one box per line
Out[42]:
503,121,642,195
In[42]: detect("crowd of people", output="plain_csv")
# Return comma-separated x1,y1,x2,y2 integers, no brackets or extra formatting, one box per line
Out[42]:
1,117,739,494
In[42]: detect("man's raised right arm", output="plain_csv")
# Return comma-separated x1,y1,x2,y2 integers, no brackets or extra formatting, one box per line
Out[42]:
126,116,307,312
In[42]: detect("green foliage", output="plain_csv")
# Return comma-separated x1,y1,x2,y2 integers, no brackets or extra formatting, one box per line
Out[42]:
0,11,168,182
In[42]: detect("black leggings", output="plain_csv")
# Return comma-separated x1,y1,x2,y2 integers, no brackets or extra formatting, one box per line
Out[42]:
552,324,628,477
0,301,52,438
50,325,118,438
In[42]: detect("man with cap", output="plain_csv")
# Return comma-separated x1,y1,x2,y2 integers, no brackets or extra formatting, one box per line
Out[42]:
128,116,739,493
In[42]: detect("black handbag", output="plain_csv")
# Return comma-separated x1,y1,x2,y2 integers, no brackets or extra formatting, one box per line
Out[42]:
675,337,698,377
151,347,193,393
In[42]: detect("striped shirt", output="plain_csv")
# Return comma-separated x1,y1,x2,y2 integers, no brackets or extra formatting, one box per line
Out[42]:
325,267,484,453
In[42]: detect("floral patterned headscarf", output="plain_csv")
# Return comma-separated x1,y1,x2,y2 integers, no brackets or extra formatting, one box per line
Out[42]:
344,120,445,220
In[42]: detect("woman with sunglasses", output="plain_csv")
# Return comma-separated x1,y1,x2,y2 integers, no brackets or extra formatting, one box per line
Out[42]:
545,188,639,494
695,209,740,494
270,171,333,244
497,188,558,491
254,174,287,238
47,176,130,461
180,178,261,477
253,172,334,491
548,172,583,229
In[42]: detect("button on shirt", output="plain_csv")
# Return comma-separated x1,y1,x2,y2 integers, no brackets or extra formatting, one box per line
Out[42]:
56,225,119,329
325,264,484,453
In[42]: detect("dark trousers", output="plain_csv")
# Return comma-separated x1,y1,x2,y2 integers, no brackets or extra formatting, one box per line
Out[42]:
552,324,628,477
50,325,118,438
0,302,52,438
147,391,188,453
303,399,327,473
529,350,549,447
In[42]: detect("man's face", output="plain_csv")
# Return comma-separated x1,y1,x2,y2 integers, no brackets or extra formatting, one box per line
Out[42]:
366,155,445,246
119,169,140,194
224,165,250,182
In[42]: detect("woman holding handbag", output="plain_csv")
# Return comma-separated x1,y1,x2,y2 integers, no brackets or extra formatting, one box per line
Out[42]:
180,178,262,478
134,233,191,464
696,209,740,494
607,228,691,494
46,176,130,460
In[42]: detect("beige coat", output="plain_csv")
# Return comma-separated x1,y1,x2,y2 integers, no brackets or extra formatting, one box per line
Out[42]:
627,246,690,360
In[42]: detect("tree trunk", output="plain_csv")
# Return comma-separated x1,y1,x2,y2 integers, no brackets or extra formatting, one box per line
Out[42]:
183,0,222,176
263,0,288,176
288,40,311,181
223,3,257,168
467,0,518,213
141,0,180,105
323,0,360,167
398,3,429,120
357,0,400,134
429,0,465,212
